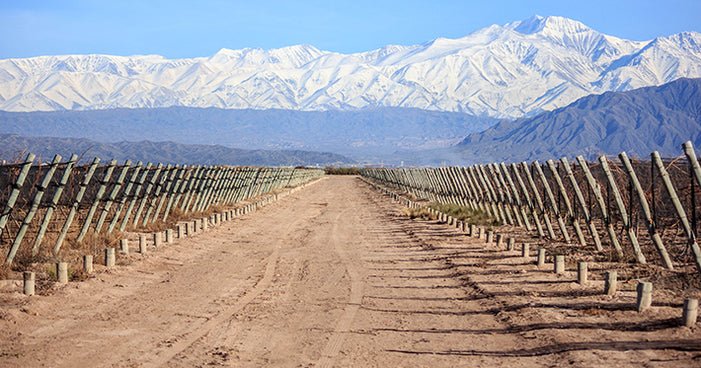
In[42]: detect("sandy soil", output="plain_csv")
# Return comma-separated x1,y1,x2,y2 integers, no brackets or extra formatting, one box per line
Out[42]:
0,176,699,367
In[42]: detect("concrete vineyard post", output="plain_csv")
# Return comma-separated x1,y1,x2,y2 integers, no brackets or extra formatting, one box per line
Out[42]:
56,262,68,284
636,282,653,312
23,271,35,296
683,299,698,327
83,255,93,274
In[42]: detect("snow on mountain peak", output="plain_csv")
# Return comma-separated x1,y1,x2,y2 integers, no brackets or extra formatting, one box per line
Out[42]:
509,15,591,35
1,15,700,118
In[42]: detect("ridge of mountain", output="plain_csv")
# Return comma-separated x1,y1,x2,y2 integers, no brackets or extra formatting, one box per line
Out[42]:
2,15,700,118
454,77,701,163
0,134,353,166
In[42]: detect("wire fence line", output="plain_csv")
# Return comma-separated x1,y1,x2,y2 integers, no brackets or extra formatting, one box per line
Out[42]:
360,141,701,275
0,153,324,266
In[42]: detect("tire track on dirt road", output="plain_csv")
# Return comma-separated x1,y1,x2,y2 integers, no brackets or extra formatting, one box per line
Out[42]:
142,248,281,368
146,196,331,367
315,210,365,368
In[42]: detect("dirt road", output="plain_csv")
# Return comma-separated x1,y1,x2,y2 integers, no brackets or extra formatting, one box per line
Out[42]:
1,176,699,367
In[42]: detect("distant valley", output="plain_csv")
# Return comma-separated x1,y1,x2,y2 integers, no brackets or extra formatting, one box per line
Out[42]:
0,107,496,162
0,134,352,166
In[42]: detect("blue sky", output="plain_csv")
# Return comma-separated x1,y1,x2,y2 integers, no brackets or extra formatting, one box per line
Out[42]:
1,0,699,58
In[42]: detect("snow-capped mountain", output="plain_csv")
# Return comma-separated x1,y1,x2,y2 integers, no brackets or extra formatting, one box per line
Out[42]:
1,15,700,118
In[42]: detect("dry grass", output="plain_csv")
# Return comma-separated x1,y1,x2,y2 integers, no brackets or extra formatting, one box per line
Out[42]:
402,207,436,221
325,167,360,175
427,202,499,226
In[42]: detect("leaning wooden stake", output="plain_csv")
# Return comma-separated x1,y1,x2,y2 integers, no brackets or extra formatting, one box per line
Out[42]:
95,160,131,233
576,156,624,258
547,159,585,245
32,154,78,255
77,159,117,242
561,157,603,251
651,151,701,274
599,156,646,264
54,157,101,254
0,153,36,240
6,155,62,264
534,161,570,241
107,161,143,233
522,162,556,239
619,152,673,269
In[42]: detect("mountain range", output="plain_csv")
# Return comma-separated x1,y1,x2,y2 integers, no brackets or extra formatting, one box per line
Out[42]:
2,15,700,118
454,77,701,163
0,134,352,166
0,108,496,160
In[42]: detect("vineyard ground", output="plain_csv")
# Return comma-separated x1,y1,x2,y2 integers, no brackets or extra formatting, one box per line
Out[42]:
0,176,699,367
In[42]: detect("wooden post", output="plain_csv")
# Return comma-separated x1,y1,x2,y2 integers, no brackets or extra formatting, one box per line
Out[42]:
546,160,583,245
619,152,673,269
599,156,646,264
120,163,152,231
151,165,178,223
54,157,101,254
95,160,131,233
107,161,143,233
32,154,78,255
143,164,171,225
161,165,187,222
533,161,568,240
501,162,531,230
561,157,603,251
576,156,624,258
6,154,62,264
521,161,557,240
133,163,164,226
77,159,118,242
683,141,701,190
652,151,701,274
0,153,36,241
